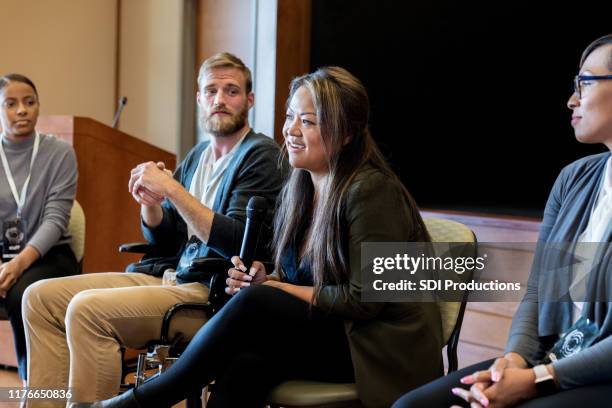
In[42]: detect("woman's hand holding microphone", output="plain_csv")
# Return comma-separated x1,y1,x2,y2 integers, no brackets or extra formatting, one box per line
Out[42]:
226,256,269,296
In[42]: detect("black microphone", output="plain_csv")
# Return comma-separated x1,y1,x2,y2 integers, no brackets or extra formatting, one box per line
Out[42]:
239,196,268,270
111,96,128,129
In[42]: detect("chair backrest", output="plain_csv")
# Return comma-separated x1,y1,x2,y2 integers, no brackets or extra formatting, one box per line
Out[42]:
423,217,476,371
68,200,86,263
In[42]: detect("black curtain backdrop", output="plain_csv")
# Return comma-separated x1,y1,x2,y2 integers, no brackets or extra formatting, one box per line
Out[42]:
310,0,611,217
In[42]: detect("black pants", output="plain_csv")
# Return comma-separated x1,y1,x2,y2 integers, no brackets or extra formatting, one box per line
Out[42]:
0,244,78,379
392,358,612,407
134,285,355,408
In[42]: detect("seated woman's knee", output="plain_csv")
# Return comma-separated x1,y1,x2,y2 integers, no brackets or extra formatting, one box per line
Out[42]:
229,284,277,311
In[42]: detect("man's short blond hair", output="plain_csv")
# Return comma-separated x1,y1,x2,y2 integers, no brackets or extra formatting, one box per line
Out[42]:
197,52,252,93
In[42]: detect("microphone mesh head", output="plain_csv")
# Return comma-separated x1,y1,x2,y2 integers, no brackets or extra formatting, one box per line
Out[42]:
247,196,268,221
247,196,267,211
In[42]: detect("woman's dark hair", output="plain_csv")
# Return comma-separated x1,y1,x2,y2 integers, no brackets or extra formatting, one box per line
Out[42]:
580,34,612,69
273,67,430,303
0,73,39,97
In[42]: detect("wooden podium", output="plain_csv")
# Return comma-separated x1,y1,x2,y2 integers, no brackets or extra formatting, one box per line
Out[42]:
36,115,177,273
0,116,176,368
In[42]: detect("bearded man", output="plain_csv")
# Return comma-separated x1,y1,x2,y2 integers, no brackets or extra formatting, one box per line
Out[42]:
22,53,286,407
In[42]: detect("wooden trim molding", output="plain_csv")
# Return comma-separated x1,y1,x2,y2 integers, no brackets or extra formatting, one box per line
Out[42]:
274,0,311,144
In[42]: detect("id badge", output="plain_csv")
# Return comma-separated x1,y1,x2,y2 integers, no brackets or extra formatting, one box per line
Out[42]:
177,236,201,273
544,316,599,363
2,218,26,261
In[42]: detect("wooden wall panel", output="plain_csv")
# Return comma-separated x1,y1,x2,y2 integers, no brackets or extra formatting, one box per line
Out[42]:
460,311,513,350
196,0,254,71
274,0,312,144
455,341,504,368
196,0,311,144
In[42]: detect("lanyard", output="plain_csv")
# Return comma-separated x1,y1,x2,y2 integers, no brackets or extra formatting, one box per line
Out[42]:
0,131,40,218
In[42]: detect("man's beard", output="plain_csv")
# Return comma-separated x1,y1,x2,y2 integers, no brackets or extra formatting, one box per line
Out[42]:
203,104,248,137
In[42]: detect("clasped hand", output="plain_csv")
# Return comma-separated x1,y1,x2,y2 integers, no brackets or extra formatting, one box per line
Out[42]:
128,161,175,206
450,355,537,408
0,259,25,298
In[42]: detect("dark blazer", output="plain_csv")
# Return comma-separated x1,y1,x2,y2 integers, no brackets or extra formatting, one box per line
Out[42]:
315,167,443,408
141,130,288,283
505,152,612,390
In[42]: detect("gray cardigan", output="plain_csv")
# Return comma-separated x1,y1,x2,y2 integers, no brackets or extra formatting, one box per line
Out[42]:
141,130,287,284
505,152,612,389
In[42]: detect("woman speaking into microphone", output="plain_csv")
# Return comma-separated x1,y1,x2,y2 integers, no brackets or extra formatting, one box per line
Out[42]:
0,73,79,381
74,67,443,408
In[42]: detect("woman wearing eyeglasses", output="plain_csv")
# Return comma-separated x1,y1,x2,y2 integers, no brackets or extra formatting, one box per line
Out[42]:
392,33,612,408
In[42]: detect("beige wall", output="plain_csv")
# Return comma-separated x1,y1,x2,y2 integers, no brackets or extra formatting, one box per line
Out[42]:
0,0,183,154
0,0,117,125
118,0,183,154
0,0,278,155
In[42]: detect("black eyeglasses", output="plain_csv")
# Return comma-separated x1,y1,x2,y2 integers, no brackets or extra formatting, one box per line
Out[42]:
573,74,612,99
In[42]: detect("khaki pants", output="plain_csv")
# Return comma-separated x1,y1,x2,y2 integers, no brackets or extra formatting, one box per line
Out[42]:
22,272,209,407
